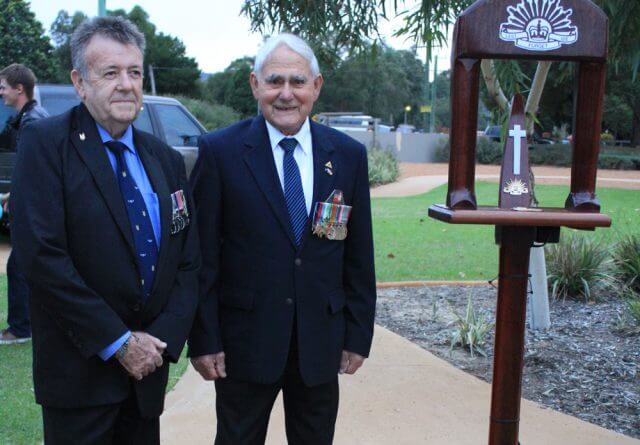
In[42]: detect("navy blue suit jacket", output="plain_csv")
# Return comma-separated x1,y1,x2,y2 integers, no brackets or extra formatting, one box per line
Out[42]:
11,104,200,417
188,115,376,386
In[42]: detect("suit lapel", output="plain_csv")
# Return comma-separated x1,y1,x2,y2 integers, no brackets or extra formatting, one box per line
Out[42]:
299,121,337,249
310,121,337,208
70,104,137,257
134,130,172,296
243,116,298,248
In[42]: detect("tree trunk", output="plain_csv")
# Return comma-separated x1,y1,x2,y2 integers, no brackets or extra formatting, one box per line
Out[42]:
481,60,509,112
632,109,640,147
525,61,552,136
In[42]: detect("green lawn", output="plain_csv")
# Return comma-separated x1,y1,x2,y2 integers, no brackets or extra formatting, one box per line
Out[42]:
1,182,638,443
0,279,189,444
372,182,640,281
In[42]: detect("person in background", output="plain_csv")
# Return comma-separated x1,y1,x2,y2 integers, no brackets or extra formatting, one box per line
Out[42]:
0,63,49,345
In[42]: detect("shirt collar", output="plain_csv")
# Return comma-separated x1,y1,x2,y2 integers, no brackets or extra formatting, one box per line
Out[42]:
265,118,312,156
96,123,136,154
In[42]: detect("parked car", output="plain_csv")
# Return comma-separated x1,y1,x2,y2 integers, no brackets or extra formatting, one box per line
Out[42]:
483,125,501,142
0,84,207,194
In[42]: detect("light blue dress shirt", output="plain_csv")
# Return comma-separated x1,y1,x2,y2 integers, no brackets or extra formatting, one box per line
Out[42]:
97,123,162,360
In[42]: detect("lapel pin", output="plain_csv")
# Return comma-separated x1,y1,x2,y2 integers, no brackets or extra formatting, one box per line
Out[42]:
79,132,86,141
324,161,333,175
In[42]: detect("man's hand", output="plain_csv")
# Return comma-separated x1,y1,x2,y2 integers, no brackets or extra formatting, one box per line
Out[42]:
191,352,227,380
340,350,366,375
116,332,167,380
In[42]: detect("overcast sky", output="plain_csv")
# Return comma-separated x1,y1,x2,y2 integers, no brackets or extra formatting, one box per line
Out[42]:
29,0,451,76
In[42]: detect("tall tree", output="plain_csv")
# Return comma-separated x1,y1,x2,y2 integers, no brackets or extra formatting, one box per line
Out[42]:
203,57,255,118
49,10,88,83
319,45,425,126
0,0,57,82
50,6,201,95
595,0,640,145
110,6,200,96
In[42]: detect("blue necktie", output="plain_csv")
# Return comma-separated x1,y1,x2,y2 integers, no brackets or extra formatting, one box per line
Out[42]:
280,138,307,246
105,141,158,300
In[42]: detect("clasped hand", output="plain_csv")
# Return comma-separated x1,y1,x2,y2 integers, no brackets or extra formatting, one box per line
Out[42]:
116,331,167,380
191,352,227,380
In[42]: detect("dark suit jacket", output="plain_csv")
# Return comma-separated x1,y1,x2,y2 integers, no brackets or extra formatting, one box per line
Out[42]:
188,115,376,386
11,104,200,417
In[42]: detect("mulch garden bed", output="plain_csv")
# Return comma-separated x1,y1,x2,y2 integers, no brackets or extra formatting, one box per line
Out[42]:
375,285,640,439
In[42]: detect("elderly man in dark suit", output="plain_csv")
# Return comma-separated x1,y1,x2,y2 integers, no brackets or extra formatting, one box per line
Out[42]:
188,33,377,444
11,16,199,444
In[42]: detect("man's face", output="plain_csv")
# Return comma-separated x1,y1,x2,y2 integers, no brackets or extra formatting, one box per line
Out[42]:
250,45,323,135
0,78,22,109
71,35,143,134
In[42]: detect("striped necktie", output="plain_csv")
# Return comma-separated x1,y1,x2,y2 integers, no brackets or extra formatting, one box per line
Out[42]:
279,137,307,246
105,140,158,300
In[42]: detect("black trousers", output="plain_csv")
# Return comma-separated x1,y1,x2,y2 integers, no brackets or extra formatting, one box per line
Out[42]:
214,332,339,445
7,250,31,338
42,386,159,445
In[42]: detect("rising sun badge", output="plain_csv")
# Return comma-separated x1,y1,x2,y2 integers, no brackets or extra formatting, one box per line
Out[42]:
499,0,578,51
503,178,530,196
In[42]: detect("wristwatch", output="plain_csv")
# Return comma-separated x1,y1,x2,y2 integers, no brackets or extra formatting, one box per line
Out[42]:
115,337,130,360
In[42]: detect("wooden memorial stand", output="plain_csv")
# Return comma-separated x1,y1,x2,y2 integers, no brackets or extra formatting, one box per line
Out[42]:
428,1,611,444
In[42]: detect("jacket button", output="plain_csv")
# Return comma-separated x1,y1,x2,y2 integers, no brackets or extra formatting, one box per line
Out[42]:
132,303,141,312
286,298,293,305
294,258,302,266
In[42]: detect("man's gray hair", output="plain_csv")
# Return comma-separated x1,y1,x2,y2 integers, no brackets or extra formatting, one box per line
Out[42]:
254,33,320,78
71,16,146,78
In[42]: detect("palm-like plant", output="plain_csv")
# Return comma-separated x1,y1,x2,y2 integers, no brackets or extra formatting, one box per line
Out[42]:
612,234,640,294
545,233,616,301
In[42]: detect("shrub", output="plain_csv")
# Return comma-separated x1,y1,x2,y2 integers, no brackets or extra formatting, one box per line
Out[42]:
433,137,503,164
368,148,400,186
601,131,615,143
476,137,503,164
597,154,639,170
528,144,640,170
545,233,616,301
170,95,240,131
627,296,640,325
450,293,494,357
613,235,640,294
433,138,450,162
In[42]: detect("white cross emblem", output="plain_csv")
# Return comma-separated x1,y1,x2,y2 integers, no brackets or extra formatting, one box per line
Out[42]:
509,124,527,175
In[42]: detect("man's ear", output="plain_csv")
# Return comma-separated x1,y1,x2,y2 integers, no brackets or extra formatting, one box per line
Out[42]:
313,74,324,100
249,72,260,100
70,70,86,100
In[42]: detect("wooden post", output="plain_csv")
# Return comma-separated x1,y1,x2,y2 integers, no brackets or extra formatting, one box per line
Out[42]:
489,226,535,444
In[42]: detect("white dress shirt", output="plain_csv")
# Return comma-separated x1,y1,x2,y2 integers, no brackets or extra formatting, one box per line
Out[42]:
265,118,314,215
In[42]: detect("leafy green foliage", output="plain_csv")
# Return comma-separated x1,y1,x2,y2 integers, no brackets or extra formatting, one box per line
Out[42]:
49,10,88,83
613,235,640,294
170,96,240,131
50,6,201,95
111,6,200,96
202,57,256,118
368,148,399,186
0,0,57,82
475,137,502,164
319,45,425,128
545,234,616,302
450,292,494,357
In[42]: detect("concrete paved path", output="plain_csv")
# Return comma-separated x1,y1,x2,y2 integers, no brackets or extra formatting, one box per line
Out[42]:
161,162,640,444
161,327,639,444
